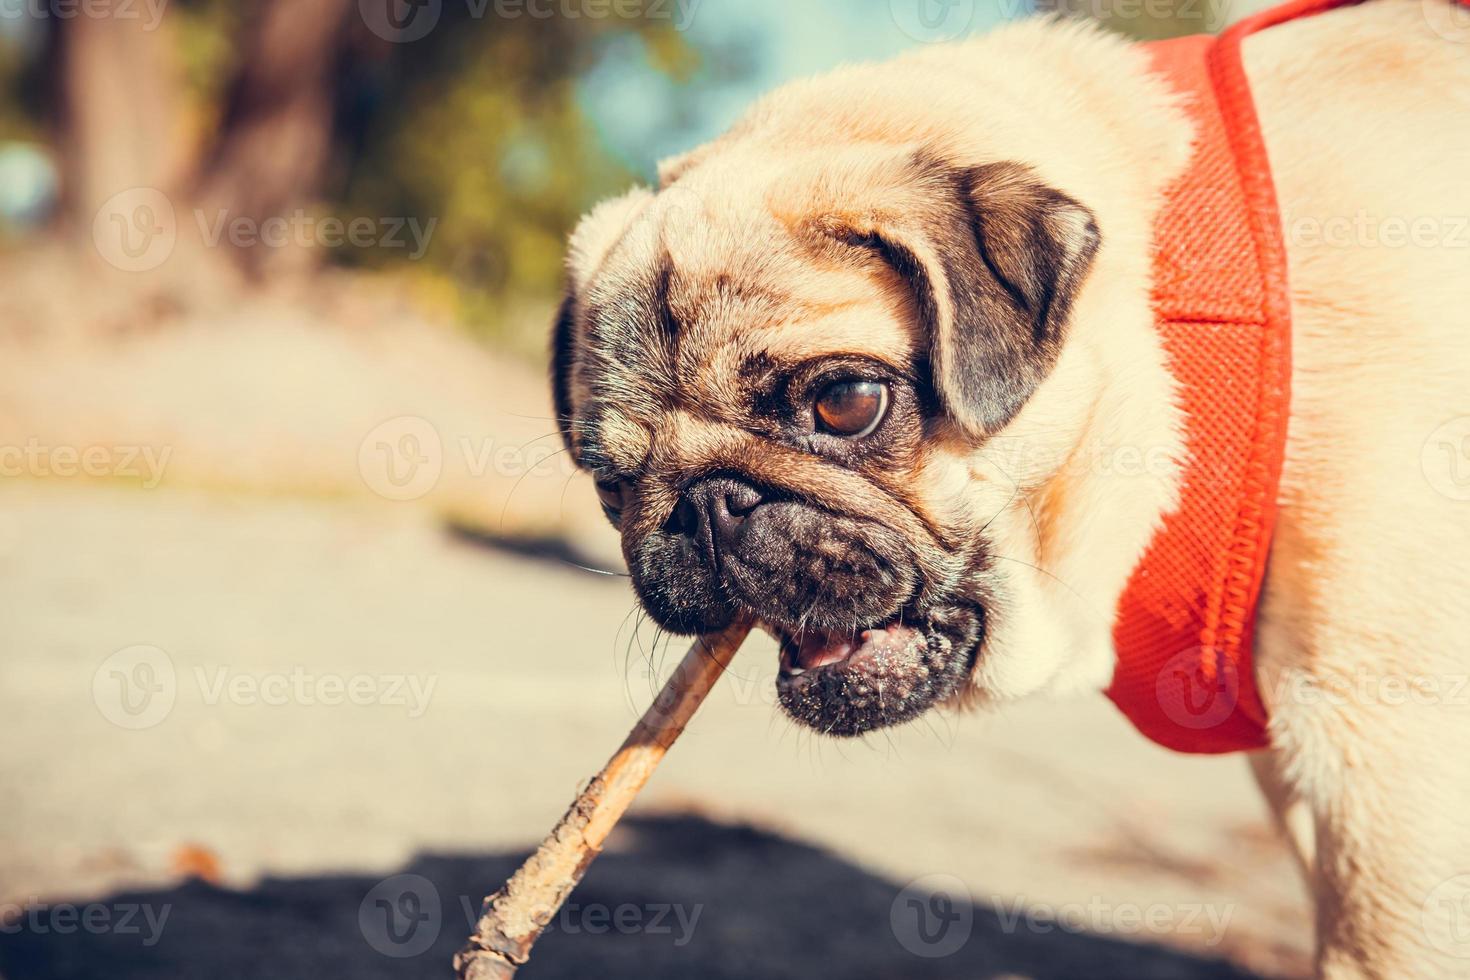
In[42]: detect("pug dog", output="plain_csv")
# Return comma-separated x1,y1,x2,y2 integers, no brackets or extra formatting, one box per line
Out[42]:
552,0,1470,975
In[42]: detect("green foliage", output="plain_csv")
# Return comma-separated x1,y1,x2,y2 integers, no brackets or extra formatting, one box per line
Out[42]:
168,0,243,139
0,2,695,354
336,9,691,351
0,25,41,143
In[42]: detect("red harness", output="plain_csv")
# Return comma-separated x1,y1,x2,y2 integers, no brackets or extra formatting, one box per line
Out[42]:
1106,0,1435,753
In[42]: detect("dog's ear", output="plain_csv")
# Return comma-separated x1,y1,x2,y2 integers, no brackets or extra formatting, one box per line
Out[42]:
824,160,1100,436
550,288,579,454
551,187,656,453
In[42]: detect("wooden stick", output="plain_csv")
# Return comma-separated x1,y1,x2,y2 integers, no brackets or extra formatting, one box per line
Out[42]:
453,619,752,979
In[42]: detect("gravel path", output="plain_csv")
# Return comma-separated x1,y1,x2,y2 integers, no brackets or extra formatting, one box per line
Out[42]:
0,485,1312,978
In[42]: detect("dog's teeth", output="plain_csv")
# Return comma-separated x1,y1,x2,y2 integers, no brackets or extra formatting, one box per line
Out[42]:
786,665,806,678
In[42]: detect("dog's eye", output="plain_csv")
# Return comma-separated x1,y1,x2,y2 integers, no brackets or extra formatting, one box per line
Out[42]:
595,479,629,514
814,380,889,438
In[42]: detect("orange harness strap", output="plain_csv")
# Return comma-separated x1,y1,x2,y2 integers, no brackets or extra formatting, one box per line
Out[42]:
1107,0,1388,752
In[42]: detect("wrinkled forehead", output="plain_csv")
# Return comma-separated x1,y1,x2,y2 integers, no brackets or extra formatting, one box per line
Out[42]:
570,188,919,467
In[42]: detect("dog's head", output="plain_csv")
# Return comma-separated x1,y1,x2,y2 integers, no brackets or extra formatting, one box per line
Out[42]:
552,134,1172,736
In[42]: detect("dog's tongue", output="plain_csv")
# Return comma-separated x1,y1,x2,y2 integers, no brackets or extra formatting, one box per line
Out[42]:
789,621,922,671
792,632,856,670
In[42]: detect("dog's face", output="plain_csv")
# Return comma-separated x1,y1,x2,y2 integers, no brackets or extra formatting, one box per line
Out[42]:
553,146,1105,737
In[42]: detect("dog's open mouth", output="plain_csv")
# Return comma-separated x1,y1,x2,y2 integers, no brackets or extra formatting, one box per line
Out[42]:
777,619,927,676
765,608,982,737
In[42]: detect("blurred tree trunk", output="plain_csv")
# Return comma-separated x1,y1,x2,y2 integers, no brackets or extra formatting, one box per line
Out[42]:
190,0,355,266
43,0,358,314
50,7,184,231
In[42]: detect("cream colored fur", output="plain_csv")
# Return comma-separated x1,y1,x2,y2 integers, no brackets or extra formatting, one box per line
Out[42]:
1244,2,1470,976
563,2,1470,974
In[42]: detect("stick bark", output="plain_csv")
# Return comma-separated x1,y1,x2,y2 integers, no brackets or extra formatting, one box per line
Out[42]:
453,619,752,979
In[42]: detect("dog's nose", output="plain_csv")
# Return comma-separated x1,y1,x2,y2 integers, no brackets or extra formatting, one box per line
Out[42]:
672,476,766,560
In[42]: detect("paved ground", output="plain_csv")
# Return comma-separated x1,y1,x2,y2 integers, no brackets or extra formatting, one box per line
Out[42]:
0,484,1313,979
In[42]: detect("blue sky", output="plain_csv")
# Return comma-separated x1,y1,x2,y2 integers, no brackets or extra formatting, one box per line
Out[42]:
577,0,1018,179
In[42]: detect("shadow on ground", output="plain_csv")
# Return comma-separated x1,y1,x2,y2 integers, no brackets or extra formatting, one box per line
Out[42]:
0,814,1271,980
